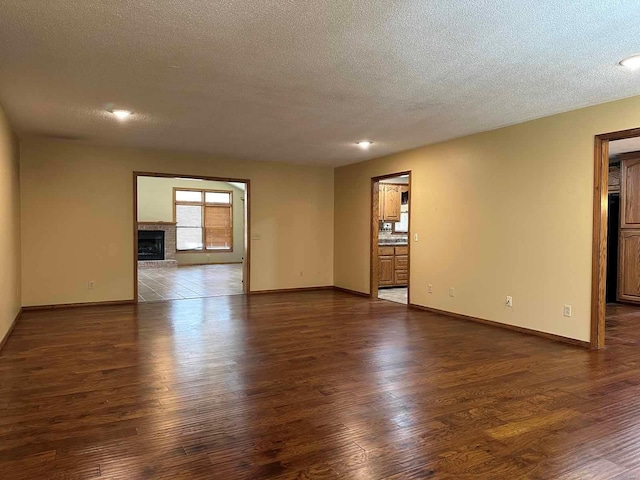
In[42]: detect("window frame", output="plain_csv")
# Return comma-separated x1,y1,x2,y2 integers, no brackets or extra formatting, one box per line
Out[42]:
173,187,233,252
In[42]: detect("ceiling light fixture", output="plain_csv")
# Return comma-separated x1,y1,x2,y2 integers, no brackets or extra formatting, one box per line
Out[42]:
619,55,640,70
356,141,373,149
110,109,132,120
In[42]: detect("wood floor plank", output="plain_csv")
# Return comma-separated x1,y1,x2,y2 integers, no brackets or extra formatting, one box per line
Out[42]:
2,292,640,478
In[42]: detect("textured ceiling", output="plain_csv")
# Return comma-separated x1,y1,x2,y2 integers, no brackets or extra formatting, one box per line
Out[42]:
2,1,640,166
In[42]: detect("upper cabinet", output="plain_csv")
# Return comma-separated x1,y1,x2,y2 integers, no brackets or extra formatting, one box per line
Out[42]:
379,184,401,221
621,158,640,228
618,156,640,304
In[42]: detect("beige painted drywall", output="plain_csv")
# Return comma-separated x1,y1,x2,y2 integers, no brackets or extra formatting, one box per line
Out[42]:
137,176,244,264
335,94,640,343
20,139,334,306
0,104,21,343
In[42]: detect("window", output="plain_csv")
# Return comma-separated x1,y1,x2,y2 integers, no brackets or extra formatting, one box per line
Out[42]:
394,212,408,233
174,188,233,251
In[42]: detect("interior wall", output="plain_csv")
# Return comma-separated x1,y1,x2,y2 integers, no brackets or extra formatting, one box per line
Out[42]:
335,94,640,343
137,176,245,264
20,139,334,306
0,103,21,342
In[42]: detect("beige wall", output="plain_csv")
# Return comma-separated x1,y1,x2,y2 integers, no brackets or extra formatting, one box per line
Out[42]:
335,95,640,343
20,139,334,306
0,104,21,342
137,176,245,264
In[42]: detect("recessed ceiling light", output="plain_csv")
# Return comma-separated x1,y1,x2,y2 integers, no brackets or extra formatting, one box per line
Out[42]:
110,109,132,120
356,141,373,149
619,55,640,70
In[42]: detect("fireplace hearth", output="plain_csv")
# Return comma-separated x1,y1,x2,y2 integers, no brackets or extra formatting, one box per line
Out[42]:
138,230,165,261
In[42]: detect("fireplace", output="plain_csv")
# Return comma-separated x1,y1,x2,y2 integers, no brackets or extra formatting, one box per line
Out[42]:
138,230,165,261
137,222,177,269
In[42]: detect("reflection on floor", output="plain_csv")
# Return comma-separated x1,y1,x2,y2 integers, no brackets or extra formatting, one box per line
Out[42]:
11,290,640,478
138,263,243,302
378,286,407,304
606,302,640,346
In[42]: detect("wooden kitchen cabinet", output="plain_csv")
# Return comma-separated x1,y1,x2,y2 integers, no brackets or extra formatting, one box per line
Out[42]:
618,157,640,304
619,230,640,303
394,270,408,285
378,246,408,287
379,246,394,256
394,255,408,271
621,158,640,228
378,256,394,286
378,184,401,222
383,184,401,221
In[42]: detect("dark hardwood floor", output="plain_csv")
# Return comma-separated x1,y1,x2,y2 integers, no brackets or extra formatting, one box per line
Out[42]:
2,292,640,479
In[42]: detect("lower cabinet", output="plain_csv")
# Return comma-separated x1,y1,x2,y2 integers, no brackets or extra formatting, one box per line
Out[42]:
394,270,408,285
378,246,408,287
379,256,394,286
619,229,640,303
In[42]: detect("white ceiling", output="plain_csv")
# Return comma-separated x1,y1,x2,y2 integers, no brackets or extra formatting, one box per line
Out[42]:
381,175,409,184
610,137,640,157
2,1,640,166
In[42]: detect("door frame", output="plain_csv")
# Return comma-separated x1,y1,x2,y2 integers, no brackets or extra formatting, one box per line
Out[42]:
591,127,640,348
370,171,412,301
133,171,251,302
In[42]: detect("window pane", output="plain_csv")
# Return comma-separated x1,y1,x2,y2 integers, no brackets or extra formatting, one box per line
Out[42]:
175,190,202,202
394,212,408,233
176,205,202,227
205,191,231,204
177,228,203,250
204,205,232,249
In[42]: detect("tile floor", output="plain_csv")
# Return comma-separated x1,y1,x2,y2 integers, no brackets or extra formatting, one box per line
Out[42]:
138,263,243,302
378,286,408,304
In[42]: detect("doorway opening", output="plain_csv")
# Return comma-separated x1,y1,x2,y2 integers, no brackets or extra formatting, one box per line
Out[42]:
133,172,250,303
592,129,640,348
371,172,411,305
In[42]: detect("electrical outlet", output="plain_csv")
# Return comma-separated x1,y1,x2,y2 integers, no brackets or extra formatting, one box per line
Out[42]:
506,296,513,307
428,284,433,293
88,281,95,290
251,233,262,240
564,305,572,317
449,287,455,297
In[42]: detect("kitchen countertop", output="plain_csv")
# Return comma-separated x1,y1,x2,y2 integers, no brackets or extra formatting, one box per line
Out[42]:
378,241,408,246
